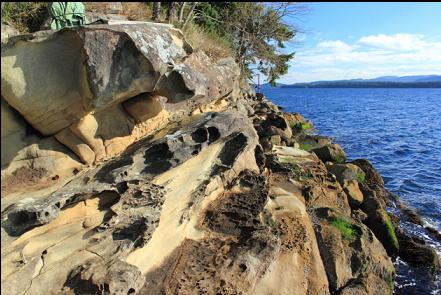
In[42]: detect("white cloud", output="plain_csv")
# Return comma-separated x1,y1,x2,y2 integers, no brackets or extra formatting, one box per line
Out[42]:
277,33,441,83
357,33,426,51
317,40,353,52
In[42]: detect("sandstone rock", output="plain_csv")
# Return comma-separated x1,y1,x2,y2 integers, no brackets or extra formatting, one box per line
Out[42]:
1,97,27,167
326,162,365,185
2,23,242,171
313,208,395,293
325,163,365,209
296,134,332,151
396,229,440,274
122,93,165,123
351,159,384,188
1,23,237,136
338,274,394,295
269,135,282,145
54,128,96,165
312,143,347,163
1,24,19,43
360,187,399,256
66,259,145,295
343,180,364,209
252,178,330,295
1,49,410,295
1,98,82,196
351,158,390,205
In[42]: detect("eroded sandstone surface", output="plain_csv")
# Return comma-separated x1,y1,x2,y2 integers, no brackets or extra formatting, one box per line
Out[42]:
1,22,439,295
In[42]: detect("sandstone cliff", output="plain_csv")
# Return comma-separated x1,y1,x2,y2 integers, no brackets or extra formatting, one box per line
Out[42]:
1,22,438,295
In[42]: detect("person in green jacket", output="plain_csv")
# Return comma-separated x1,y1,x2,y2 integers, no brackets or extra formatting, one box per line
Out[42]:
49,2,87,30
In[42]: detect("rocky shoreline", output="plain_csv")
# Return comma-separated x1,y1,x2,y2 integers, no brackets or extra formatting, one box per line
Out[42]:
1,22,440,294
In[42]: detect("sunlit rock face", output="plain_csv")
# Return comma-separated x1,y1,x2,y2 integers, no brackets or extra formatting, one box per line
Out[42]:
1,22,241,187
0,21,411,295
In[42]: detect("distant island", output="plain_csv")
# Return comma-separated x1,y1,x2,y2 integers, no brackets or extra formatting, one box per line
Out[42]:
262,75,441,88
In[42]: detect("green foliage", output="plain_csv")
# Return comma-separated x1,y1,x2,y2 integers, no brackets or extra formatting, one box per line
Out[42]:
1,2,48,33
330,216,357,240
191,2,298,84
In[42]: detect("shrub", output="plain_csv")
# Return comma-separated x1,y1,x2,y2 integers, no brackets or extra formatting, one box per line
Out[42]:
85,2,152,21
1,2,49,33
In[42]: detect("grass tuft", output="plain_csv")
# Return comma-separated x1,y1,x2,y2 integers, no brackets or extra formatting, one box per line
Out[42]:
330,216,357,240
299,143,314,151
183,22,233,62
357,171,366,184
1,2,48,33
290,121,312,133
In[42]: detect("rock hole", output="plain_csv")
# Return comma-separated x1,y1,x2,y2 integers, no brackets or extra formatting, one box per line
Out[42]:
207,126,220,143
218,133,248,167
191,128,208,143
116,182,128,194
127,288,135,294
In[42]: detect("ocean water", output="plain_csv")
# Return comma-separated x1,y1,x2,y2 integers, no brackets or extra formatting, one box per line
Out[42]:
263,87,441,294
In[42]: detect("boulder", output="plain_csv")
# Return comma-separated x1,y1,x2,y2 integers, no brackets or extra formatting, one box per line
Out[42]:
1,23,241,171
1,23,239,137
351,159,384,188
122,93,165,123
343,180,364,209
1,99,82,194
396,229,440,274
326,163,365,208
1,24,19,43
1,97,27,167
312,143,347,163
1,24,187,135
351,158,390,205
325,163,365,185
297,134,332,149
313,208,395,293
360,188,399,256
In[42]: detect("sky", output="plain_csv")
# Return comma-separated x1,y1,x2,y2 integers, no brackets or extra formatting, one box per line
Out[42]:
274,2,441,84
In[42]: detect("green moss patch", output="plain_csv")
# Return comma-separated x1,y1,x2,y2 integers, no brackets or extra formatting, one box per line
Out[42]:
330,217,357,240
385,215,399,250
290,121,312,133
299,143,314,151
357,171,366,184
334,155,346,164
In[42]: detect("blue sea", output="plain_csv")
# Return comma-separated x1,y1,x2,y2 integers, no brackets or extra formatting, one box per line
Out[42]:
263,88,441,294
